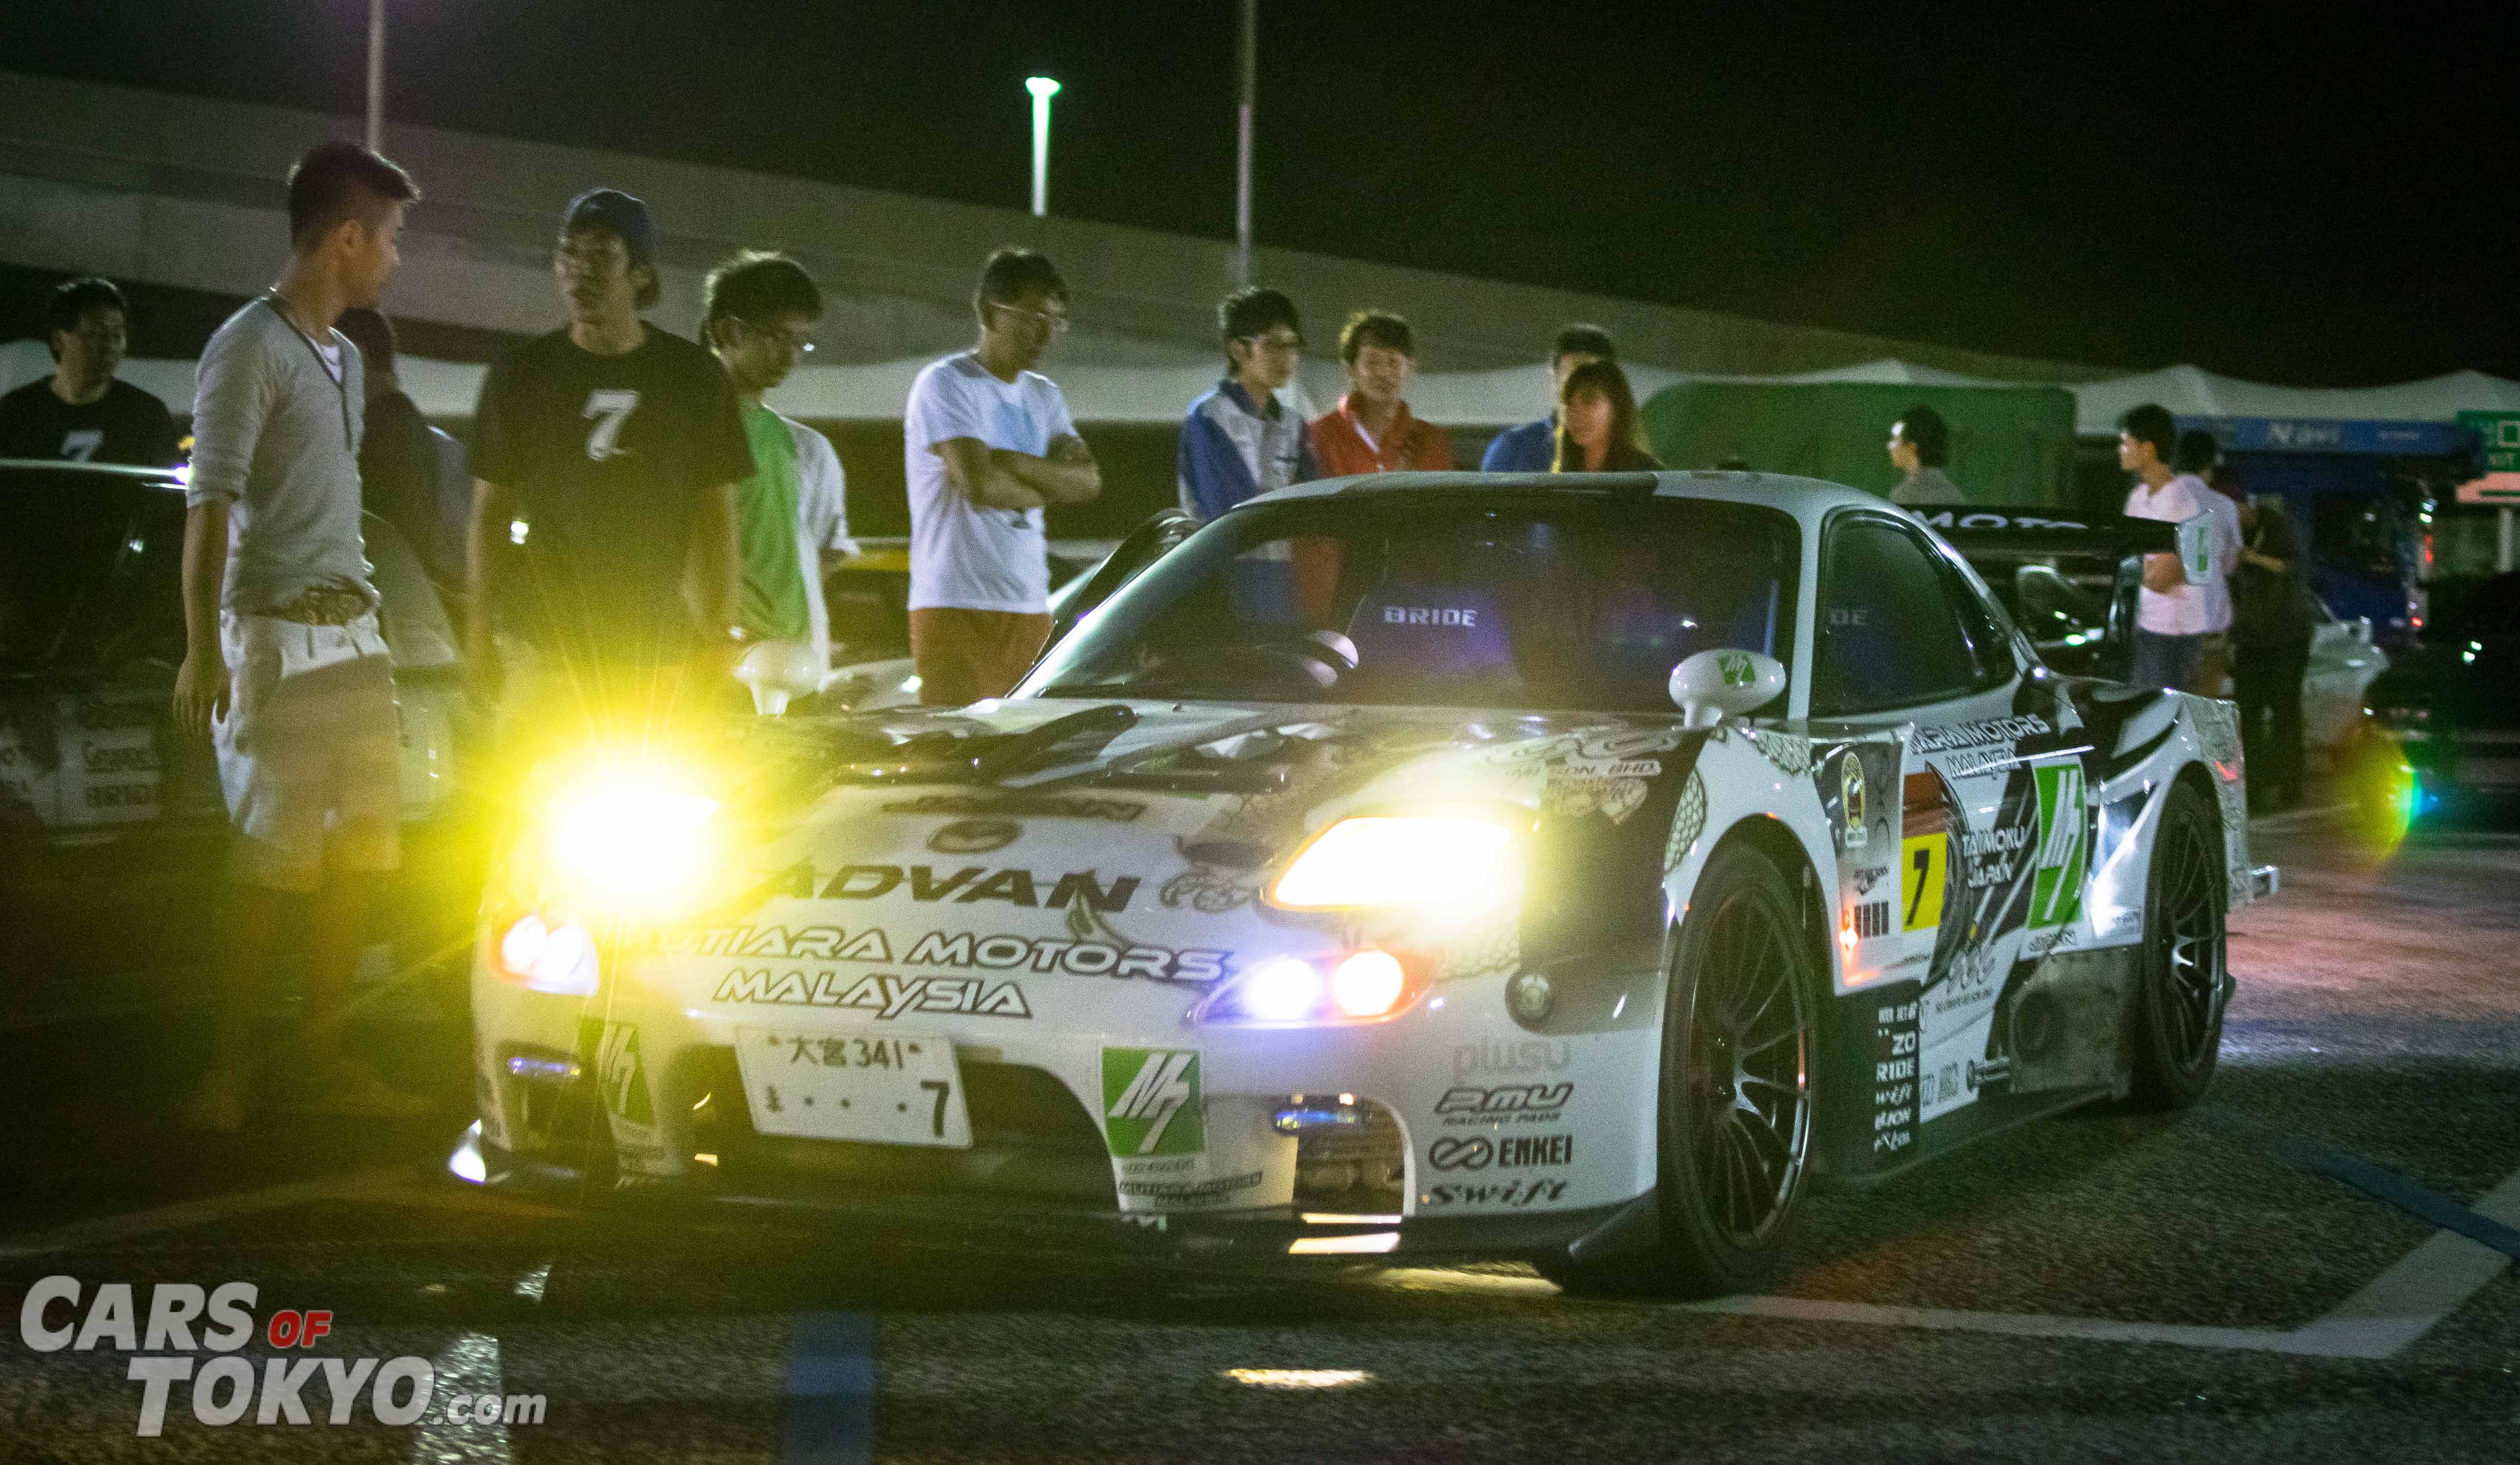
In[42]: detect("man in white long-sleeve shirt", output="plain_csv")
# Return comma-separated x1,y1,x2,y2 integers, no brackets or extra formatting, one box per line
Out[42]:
173,140,425,1133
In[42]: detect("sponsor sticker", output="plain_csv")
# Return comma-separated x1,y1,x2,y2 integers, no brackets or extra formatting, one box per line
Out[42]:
927,818,1020,854
1870,989,1920,1158
1419,1178,1569,1208
1102,1048,1203,1157
1901,834,1948,932
710,969,1033,1018
1435,1082,1571,1127
1428,1134,1573,1171
2027,763,2086,929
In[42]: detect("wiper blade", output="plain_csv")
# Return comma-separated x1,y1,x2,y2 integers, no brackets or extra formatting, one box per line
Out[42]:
968,702,1138,783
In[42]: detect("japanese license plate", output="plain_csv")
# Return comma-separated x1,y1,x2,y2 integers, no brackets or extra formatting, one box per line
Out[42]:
732,1027,971,1147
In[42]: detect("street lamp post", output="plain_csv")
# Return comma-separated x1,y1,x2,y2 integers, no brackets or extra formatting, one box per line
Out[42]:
365,0,386,152
1233,0,1256,287
1025,76,1060,218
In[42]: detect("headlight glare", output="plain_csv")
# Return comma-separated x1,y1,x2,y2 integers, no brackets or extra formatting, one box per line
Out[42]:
1268,814,1521,910
546,778,720,903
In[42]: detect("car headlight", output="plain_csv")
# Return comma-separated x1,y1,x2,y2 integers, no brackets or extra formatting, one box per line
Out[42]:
1266,813,1525,911
544,775,721,906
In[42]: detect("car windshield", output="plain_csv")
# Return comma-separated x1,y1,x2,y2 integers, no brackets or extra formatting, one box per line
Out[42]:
1022,490,1799,712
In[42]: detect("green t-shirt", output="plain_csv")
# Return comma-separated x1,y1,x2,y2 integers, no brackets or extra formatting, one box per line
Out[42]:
735,403,811,641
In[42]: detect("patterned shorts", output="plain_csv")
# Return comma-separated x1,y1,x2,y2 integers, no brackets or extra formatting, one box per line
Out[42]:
212,610,401,892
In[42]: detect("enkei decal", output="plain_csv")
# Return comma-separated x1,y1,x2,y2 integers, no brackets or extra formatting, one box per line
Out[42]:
1419,1178,1569,1208
1102,1048,1203,1157
1428,1134,1573,1171
882,792,1146,823
710,969,1033,1018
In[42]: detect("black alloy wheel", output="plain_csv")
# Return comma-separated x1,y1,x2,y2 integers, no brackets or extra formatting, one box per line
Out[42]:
1542,841,1815,1297
2127,779,2227,1109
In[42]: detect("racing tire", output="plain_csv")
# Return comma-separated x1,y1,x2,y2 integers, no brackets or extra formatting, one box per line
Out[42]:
1540,841,1816,1298
2124,779,2227,1111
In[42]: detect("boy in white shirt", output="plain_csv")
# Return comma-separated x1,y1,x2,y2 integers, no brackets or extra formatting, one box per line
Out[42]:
901,248,1101,704
2118,404,2235,694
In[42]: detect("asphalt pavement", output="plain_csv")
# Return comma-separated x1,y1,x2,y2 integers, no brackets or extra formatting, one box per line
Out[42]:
1,801,2515,1463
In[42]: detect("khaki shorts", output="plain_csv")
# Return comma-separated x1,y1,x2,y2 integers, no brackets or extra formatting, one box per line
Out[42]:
212,610,401,893
909,608,1051,706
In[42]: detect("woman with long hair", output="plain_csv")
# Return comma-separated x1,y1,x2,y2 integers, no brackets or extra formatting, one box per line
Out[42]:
1550,358,1660,472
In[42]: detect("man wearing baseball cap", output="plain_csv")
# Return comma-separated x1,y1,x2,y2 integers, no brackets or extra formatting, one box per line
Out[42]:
466,188,751,769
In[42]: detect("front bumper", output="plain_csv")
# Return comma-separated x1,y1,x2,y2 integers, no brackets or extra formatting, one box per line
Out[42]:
447,1120,1647,1263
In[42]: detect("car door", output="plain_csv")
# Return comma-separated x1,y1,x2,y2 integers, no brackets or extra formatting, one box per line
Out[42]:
1808,510,2100,1144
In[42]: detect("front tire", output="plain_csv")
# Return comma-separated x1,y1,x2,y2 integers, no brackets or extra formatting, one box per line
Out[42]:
1542,841,1816,1297
2125,779,2227,1110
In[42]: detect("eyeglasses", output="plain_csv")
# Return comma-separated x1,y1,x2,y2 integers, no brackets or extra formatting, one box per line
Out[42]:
991,302,1071,333
738,319,817,353
1238,332,1304,355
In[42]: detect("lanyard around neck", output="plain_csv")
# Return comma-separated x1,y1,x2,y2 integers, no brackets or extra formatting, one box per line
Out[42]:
257,295,355,453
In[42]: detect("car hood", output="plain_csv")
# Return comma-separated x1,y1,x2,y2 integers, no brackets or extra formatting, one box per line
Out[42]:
616,699,1714,1030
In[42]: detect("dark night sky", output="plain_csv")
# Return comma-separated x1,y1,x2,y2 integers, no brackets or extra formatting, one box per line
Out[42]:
11,1,2516,384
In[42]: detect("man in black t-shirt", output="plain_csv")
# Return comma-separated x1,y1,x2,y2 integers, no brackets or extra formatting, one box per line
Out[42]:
467,188,750,753
0,277,181,466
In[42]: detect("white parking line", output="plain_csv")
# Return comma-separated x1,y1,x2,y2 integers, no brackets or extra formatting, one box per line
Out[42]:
1674,1162,2520,1358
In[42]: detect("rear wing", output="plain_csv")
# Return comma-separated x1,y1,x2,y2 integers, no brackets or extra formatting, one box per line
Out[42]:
1914,506,2177,557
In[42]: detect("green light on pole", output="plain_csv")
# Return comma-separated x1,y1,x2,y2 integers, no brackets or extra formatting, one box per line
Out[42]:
1026,76,1061,217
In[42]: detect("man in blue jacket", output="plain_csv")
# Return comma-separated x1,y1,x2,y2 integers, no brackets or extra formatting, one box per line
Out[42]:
1178,287,1317,520
1481,324,1617,472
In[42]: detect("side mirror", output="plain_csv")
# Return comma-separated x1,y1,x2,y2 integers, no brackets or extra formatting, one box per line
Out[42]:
734,640,824,716
1669,649,1786,729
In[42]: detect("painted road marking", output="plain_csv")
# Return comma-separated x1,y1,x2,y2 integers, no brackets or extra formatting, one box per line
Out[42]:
780,1310,876,1465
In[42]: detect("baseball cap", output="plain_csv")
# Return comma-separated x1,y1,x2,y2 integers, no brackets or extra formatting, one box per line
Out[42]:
562,188,657,268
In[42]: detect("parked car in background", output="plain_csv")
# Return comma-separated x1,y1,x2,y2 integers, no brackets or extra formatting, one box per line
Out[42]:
2351,570,2520,823
0,460,471,1027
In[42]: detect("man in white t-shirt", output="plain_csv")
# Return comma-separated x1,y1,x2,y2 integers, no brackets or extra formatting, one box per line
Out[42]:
902,248,1101,704
2174,428,2246,695
2118,404,2235,694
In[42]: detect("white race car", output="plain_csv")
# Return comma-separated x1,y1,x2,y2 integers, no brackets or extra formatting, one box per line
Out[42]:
454,472,2273,1296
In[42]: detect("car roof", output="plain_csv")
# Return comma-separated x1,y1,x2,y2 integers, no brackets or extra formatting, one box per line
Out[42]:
0,457,184,488
1243,469,1893,536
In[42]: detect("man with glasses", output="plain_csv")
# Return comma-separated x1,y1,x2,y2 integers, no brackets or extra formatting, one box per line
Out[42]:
901,247,1100,706
1178,286,1316,521
703,251,856,682
0,276,180,466
466,188,751,757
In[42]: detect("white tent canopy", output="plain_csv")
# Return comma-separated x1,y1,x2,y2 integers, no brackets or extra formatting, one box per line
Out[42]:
9,338,2519,435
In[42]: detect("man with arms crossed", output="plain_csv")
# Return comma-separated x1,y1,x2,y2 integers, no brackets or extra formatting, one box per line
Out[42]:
703,251,857,681
468,189,749,762
0,276,180,466
902,248,1100,706
173,142,423,1133
1481,324,1616,473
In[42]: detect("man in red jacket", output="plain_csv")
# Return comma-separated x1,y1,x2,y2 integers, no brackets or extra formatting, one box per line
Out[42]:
1307,310,1453,477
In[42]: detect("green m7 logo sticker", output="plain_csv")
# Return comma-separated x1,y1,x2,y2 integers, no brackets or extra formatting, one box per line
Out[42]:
1718,652,1755,688
1102,1047,1203,1156
2028,763,2086,929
